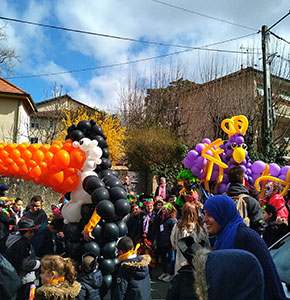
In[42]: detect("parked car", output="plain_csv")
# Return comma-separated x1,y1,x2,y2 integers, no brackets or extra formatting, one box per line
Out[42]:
269,232,290,299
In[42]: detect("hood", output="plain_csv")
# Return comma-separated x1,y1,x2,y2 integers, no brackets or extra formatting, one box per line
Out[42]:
36,280,81,299
78,270,102,289
227,183,249,197
193,248,264,300
121,255,151,280
5,232,22,249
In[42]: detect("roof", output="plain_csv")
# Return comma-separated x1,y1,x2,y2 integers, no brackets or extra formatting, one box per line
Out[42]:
0,77,37,113
36,94,97,111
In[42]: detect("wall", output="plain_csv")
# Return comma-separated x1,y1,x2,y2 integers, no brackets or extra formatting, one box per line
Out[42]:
0,98,18,143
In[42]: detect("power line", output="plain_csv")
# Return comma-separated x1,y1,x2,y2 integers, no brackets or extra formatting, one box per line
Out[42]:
269,31,290,45
5,34,260,80
0,16,258,51
151,0,258,31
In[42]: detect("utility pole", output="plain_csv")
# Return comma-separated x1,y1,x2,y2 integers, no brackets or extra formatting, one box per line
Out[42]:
261,25,273,155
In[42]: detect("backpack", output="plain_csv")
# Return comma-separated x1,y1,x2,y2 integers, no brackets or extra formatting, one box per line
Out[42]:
229,194,250,227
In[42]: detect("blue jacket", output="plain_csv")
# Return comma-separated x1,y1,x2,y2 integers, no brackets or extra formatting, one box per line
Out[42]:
111,254,151,300
76,269,103,300
157,216,177,248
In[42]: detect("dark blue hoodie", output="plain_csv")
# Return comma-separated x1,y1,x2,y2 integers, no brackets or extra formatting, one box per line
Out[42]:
76,269,103,300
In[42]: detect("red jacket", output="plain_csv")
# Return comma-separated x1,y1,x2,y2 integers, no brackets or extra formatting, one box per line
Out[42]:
269,193,289,221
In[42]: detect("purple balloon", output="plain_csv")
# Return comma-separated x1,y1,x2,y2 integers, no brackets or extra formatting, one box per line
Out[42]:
246,168,252,175
225,142,232,150
196,156,207,168
269,163,281,177
252,173,260,183
183,157,193,169
251,161,266,174
278,174,286,181
222,173,228,183
248,176,254,185
191,166,202,177
235,136,244,144
281,166,290,176
244,174,248,180
206,150,213,156
218,183,227,194
211,170,219,181
240,165,247,172
199,170,206,180
202,138,211,145
226,149,233,157
195,143,205,153
187,150,199,161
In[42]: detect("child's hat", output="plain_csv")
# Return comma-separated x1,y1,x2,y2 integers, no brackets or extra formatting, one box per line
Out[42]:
0,184,9,192
82,253,98,273
16,218,41,231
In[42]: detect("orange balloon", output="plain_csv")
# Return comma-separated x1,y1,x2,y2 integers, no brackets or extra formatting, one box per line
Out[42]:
54,150,70,169
39,144,50,153
30,166,42,178
26,160,37,170
28,144,41,152
15,157,26,166
0,150,9,160
39,161,47,170
0,164,8,173
10,149,21,161
4,158,14,166
33,150,44,164
0,144,6,151
64,167,78,177
10,163,19,174
5,143,18,152
62,174,79,192
48,170,64,187
50,143,62,154
33,177,42,184
44,151,54,164
17,143,28,152
22,149,32,161
69,148,86,169
62,141,73,152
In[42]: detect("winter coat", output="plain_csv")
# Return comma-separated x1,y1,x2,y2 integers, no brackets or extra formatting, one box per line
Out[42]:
8,208,23,224
157,215,177,249
35,280,81,300
269,193,289,222
23,209,48,225
111,254,151,300
0,210,15,254
166,265,199,300
76,269,102,300
263,221,289,247
170,223,209,273
6,233,40,284
227,183,264,234
126,214,143,245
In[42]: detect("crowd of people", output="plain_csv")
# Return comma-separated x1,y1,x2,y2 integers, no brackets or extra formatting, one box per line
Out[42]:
0,165,289,300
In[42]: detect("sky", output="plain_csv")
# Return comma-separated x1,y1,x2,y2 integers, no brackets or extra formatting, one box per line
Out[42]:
0,0,290,113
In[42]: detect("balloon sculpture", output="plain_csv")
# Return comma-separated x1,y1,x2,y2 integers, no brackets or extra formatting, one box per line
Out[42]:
0,119,130,296
184,115,290,196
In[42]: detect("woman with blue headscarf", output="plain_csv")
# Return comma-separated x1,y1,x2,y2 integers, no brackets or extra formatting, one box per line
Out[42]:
203,194,286,300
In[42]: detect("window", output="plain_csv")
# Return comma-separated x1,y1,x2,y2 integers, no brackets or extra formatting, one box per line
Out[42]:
279,93,290,101
257,84,264,96
30,118,39,129
30,137,39,143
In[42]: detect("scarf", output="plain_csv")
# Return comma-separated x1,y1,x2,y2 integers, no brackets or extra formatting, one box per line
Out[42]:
143,211,154,234
159,184,166,200
203,195,243,250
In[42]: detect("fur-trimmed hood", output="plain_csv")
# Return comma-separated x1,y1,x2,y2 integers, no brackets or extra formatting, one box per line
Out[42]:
35,280,81,300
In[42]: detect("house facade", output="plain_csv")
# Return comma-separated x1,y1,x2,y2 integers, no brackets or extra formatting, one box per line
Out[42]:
0,78,37,143
178,67,290,155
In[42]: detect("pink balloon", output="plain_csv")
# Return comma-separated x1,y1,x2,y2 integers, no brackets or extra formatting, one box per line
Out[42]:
195,143,205,153
251,161,266,174
269,163,281,177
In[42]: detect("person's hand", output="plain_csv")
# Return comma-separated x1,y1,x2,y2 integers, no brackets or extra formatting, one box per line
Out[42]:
82,230,95,241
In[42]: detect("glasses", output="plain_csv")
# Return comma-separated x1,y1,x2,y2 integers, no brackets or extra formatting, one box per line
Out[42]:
31,204,41,207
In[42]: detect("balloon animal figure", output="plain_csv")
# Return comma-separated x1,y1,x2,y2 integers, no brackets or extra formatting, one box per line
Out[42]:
184,115,290,196
0,119,130,297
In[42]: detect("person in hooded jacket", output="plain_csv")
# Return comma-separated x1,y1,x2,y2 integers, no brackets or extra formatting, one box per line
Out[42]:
203,194,286,300
111,236,151,300
76,253,103,300
227,166,264,235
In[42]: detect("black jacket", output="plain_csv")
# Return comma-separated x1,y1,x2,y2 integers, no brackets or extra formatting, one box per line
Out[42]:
227,183,264,234
126,215,143,246
157,216,177,249
0,211,15,254
23,209,48,225
111,255,151,300
166,265,199,300
76,269,103,300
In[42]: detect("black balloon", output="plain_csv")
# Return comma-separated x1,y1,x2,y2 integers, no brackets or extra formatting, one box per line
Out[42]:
81,204,95,223
70,130,85,142
91,187,110,204
115,220,128,237
100,158,112,170
114,199,131,219
83,176,105,195
82,241,101,257
63,223,82,243
95,135,106,148
109,186,127,201
96,200,115,220
100,274,112,298
101,241,117,258
103,222,119,241
91,125,104,137
98,169,114,179
105,177,123,188
65,241,82,260
99,258,115,275
77,120,92,134
92,224,102,239
90,120,96,126
102,148,110,158
111,170,119,177
67,124,78,134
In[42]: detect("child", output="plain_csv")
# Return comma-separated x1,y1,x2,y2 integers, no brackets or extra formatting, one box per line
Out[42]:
35,255,81,300
76,253,103,300
111,236,151,300
157,203,177,282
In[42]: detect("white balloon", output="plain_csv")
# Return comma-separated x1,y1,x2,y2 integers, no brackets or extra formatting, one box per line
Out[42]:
82,160,97,172
71,187,91,204
61,202,82,223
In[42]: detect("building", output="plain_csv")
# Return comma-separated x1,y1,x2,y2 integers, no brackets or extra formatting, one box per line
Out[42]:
30,94,98,144
0,77,37,143
178,67,290,154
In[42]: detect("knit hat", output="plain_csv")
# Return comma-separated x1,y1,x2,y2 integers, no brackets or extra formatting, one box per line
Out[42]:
0,184,9,192
82,253,97,273
16,218,41,231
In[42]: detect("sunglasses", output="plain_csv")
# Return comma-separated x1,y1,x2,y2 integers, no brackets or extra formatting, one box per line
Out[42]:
31,204,41,207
